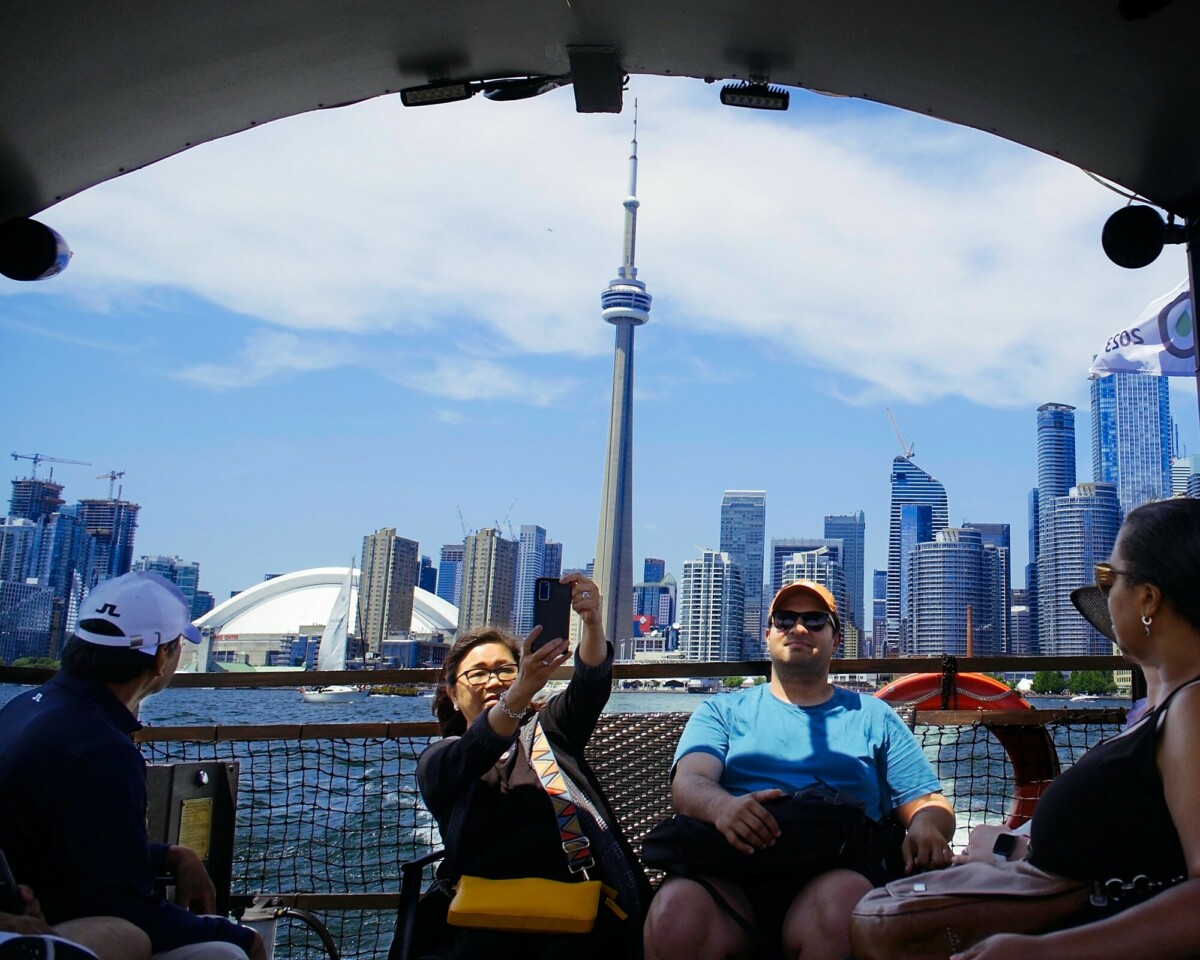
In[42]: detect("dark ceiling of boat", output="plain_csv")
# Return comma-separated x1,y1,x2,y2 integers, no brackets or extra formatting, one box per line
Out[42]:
2,0,1198,223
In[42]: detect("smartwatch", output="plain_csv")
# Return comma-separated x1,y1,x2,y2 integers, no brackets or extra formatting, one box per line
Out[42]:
992,833,1018,863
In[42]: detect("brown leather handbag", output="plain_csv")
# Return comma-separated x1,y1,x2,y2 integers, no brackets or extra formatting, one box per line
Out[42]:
849,860,1092,960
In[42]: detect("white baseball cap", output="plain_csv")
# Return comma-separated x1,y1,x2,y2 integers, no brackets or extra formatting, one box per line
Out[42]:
75,571,202,653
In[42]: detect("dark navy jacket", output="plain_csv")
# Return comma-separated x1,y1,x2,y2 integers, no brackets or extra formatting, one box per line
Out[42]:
0,672,255,955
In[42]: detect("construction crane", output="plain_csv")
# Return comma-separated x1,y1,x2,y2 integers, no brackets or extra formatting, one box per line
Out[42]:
496,499,517,540
11,452,91,479
96,470,126,499
886,409,915,459
456,505,468,539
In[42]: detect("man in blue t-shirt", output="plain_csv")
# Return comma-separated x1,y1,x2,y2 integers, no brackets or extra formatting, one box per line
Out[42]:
644,580,955,960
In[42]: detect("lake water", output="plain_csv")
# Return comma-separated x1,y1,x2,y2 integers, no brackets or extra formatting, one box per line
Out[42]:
0,682,1103,725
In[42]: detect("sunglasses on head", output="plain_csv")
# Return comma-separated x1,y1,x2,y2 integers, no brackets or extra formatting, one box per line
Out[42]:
771,610,835,632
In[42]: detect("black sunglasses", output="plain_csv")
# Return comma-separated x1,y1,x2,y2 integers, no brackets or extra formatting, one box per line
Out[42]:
771,610,836,632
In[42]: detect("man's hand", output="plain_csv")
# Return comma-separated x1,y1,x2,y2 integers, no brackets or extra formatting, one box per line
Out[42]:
714,789,784,855
897,795,956,874
164,846,216,914
0,886,54,935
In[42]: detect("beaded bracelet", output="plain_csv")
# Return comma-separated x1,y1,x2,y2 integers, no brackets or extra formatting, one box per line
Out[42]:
495,691,528,721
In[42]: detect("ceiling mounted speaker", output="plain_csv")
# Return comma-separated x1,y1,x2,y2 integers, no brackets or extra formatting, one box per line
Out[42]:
1101,205,1167,269
0,218,72,281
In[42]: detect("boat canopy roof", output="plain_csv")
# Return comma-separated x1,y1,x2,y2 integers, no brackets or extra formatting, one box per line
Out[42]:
2,1,1200,223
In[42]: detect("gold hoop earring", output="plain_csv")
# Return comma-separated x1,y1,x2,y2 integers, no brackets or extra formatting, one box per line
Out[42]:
1142,614,1153,637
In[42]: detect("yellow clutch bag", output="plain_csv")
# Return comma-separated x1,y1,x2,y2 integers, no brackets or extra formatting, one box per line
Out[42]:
447,875,620,934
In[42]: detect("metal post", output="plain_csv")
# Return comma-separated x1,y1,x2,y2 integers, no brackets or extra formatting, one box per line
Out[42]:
1188,216,1200,431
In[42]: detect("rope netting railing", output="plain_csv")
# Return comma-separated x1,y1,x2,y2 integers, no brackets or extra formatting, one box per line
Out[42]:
135,707,1126,960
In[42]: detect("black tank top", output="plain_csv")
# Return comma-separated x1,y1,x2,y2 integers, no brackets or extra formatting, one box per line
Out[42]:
1029,676,1200,883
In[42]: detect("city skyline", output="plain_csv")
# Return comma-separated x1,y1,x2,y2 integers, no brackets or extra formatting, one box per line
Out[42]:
4,75,1197,613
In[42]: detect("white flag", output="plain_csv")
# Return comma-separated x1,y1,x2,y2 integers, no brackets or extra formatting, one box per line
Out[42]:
1089,278,1195,377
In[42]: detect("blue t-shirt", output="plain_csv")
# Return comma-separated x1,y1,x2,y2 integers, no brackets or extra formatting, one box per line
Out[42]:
674,684,942,821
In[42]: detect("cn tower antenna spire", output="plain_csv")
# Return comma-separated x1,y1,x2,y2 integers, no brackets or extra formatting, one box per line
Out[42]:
594,102,652,660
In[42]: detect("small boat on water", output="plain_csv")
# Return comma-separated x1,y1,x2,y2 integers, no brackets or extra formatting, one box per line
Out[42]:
1069,694,1099,702
300,567,369,704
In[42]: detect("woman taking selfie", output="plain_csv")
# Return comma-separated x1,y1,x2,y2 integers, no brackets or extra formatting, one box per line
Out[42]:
416,573,649,959
953,498,1200,960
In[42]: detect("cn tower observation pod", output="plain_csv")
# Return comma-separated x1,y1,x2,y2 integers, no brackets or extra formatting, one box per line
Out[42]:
1,1,1200,234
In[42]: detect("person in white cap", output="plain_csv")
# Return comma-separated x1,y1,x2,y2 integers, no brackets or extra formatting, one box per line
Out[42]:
0,573,264,960
644,580,955,960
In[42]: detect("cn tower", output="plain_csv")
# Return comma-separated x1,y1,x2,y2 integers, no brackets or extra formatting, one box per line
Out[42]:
593,106,651,661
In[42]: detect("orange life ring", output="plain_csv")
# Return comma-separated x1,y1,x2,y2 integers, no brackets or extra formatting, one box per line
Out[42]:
876,673,1059,828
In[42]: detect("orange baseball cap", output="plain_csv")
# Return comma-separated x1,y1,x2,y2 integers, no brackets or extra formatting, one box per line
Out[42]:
769,580,839,629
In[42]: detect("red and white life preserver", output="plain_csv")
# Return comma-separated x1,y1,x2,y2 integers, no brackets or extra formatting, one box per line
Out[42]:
876,673,1059,828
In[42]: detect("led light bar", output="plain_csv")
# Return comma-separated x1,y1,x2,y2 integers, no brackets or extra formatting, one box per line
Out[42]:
719,82,790,110
399,81,476,107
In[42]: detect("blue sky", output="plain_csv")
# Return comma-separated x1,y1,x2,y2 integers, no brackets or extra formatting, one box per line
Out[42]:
3,76,1194,609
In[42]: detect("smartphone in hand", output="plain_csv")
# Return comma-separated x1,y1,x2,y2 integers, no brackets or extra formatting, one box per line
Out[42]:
0,849,25,915
531,577,572,652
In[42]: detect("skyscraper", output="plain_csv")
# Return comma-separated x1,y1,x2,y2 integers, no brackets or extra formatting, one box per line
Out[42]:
908,528,1001,657
897,503,933,653
8,478,64,522
512,524,547,634
417,555,437,594
781,548,847,629
543,541,563,579
1091,372,1172,516
132,555,201,613
436,543,464,608
358,528,419,655
643,558,665,584
771,538,842,598
459,527,518,633
593,112,652,662
824,511,865,630
1040,483,1121,655
886,456,947,648
719,491,766,654
1035,403,1076,649
871,569,888,657
679,550,743,663
963,522,1011,653
76,497,140,587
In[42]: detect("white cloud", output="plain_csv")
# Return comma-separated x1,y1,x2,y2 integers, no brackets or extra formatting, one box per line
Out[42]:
41,77,1184,406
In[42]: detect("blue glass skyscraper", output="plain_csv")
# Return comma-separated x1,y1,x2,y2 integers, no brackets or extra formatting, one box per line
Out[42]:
513,524,547,634
720,490,766,655
887,456,947,649
824,511,865,630
898,503,933,653
1090,372,1172,517
1035,403,1075,650
908,528,1001,657
963,522,1011,653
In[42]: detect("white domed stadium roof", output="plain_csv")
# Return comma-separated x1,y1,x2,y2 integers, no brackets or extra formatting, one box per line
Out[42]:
195,566,457,637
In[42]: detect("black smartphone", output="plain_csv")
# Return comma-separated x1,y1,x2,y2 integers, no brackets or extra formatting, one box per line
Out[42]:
531,577,572,652
0,849,25,915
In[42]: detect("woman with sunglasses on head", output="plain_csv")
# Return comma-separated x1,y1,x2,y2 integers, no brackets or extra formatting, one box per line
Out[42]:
952,497,1200,960
414,573,650,960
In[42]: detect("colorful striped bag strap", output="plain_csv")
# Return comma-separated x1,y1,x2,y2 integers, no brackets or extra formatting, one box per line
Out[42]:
528,716,595,876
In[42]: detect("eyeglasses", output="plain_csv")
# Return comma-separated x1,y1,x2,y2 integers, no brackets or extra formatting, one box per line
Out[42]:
771,610,835,632
1094,562,1134,597
456,663,519,687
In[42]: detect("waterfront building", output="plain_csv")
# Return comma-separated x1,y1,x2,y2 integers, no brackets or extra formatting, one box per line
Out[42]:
1091,373,1171,516
593,114,652,663
1026,488,1040,653
32,506,92,651
963,522,1011,653
1190,474,1200,499
1041,483,1121,656
1035,403,1076,652
459,527,517,634
543,541,563,579
133,555,201,615
192,589,215,620
897,503,933,653
719,490,767,656
0,579,54,662
436,543,464,608
8,478,64,522
1010,588,1032,655
357,528,419,655
871,569,888,658
643,557,665,583
76,497,140,587
634,574,676,629
1170,455,1200,495
512,524,547,634
886,456,948,649
824,511,865,630
771,538,842,598
417,555,437,594
679,550,744,662
907,528,1000,657
781,548,847,633
0,518,40,583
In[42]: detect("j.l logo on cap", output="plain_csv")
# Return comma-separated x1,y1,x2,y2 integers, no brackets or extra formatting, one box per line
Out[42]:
95,603,120,616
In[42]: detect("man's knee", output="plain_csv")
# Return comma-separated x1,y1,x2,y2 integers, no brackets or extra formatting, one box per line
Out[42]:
53,916,151,960
782,870,873,958
645,877,751,960
152,942,250,960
